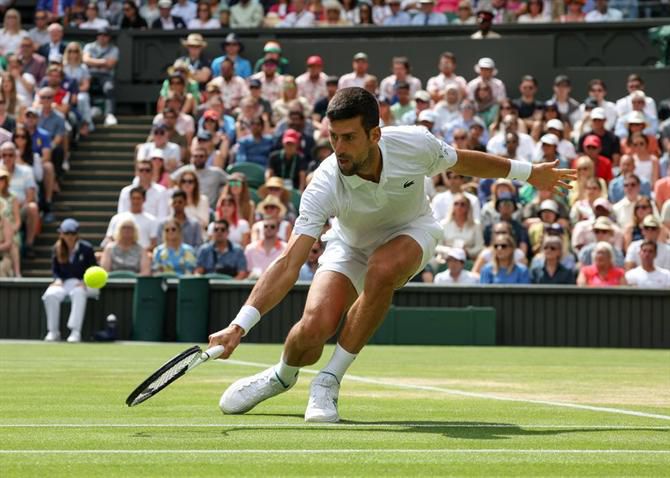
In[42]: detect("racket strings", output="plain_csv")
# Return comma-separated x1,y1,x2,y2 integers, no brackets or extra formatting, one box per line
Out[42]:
133,352,198,404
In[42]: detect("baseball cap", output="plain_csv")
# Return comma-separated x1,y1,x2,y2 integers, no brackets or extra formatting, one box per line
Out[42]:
477,57,495,69
544,223,564,234
152,122,167,132
158,0,172,8
540,134,559,146
642,215,660,228
593,216,614,231
469,116,486,129
495,191,516,210
590,107,606,120
583,134,602,148
197,130,213,141
263,41,282,54
97,26,112,36
593,197,613,212
0,168,9,179
626,111,647,125
223,33,240,45
58,218,80,233
418,110,436,123
249,78,262,88
25,107,39,116
353,52,368,61
149,148,165,160
554,75,571,86
414,90,431,103
446,247,466,262
282,129,301,144
326,75,339,85
306,55,323,66
546,119,564,131
203,109,220,121
539,199,559,215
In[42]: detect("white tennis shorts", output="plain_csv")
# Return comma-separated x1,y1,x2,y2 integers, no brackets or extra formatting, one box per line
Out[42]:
315,220,440,295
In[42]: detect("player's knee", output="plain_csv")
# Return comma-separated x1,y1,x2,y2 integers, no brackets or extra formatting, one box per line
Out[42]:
297,308,338,345
366,260,400,290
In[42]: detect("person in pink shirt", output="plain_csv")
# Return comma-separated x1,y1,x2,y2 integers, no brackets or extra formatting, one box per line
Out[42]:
577,241,626,286
654,168,670,211
244,216,287,279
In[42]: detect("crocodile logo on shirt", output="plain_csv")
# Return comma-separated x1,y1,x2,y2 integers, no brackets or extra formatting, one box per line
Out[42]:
403,180,415,188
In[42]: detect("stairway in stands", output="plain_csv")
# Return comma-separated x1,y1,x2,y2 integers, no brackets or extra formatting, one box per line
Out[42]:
22,116,153,277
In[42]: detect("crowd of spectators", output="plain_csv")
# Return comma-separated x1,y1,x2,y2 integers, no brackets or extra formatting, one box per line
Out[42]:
0,2,668,292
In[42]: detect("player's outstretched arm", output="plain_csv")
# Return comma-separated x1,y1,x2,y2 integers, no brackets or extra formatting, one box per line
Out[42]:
207,233,315,359
450,149,577,194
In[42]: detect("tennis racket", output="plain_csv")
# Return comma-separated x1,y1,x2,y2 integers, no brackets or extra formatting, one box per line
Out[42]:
126,344,225,407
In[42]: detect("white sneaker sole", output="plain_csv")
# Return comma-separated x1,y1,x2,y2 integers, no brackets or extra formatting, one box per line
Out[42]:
304,412,340,423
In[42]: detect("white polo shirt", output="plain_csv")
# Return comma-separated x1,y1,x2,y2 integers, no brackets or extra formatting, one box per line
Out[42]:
117,182,169,223
294,126,458,250
625,240,670,270
625,266,670,288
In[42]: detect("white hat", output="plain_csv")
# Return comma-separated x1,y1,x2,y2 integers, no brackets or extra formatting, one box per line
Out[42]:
418,110,436,124
625,110,648,126
591,107,606,120
148,148,164,160
475,57,496,74
540,133,559,146
539,199,559,215
546,119,564,131
158,0,172,7
446,247,466,262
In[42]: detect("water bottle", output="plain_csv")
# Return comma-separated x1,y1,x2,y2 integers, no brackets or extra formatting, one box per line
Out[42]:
106,314,117,340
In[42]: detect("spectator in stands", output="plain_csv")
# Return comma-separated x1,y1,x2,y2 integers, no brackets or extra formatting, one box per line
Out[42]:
152,219,197,276
273,76,311,125
612,173,648,226
578,134,613,182
251,58,284,104
484,191,529,254
550,75,580,125
560,0,586,22
188,1,219,28
530,235,575,284
235,116,273,167
472,223,527,274
152,0,187,29
139,0,160,25
379,57,422,101
253,189,293,240
623,196,660,250
571,197,621,252
426,52,466,103
624,215,670,271
577,217,624,267
120,0,148,28
158,73,196,116
527,198,561,256
175,170,209,229
24,106,51,161
0,9,28,57
621,132,660,185
585,0,622,21
615,74,657,121
0,91,16,133
338,52,369,89
579,79,617,130
211,34,252,80
252,41,289,75
488,114,535,163
195,218,248,278
191,129,227,168
209,60,248,114
157,189,202,248
18,36,46,86
177,34,211,87
62,42,93,136
273,101,315,162
389,81,414,122
147,148,170,187
618,110,660,156
0,188,15,277
467,57,506,103
512,75,543,130
138,122,181,167
319,0,351,26
655,168,670,211
535,118,576,163
0,142,38,258
42,218,97,342
518,0,549,21
452,0,475,24
471,7,500,39
215,194,251,247
82,27,118,127
29,11,50,48
98,0,124,27
433,247,478,285
3,57,32,112
439,192,484,259
568,155,604,208
432,170,480,221
296,239,323,281
609,155,650,203
296,56,328,107
266,129,307,192
577,241,626,286
245,215,287,279
104,185,158,249
411,0,447,24
0,166,21,273
171,0,197,23
80,2,110,29
571,175,607,225
625,240,670,288
313,75,338,123
480,234,529,284
100,215,151,275
357,1,375,25
535,133,568,168
231,0,265,27
400,90,432,126
217,172,255,225
383,0,410,25
118,158,169,221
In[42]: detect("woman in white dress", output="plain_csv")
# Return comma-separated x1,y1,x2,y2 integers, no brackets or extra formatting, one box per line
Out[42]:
0,9,29,57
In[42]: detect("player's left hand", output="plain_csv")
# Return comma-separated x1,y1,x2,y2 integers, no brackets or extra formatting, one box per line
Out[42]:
528,160,577,195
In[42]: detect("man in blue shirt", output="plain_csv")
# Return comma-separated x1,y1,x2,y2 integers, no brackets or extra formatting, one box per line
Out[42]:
211,33,252,79
196,219,248,279
383,0,411,25
411,0,448,25
235,117,273,167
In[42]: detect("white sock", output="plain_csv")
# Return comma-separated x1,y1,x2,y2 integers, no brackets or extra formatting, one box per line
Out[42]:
321,343,357,383
274,355,300,387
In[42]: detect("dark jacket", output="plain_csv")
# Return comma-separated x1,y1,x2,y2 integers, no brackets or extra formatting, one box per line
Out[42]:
51,240,97,281
151,15,187,29
37,41,67,60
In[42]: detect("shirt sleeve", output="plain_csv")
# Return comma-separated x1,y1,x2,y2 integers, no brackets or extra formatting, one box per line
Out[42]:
293,169,338,240
420,127,459,176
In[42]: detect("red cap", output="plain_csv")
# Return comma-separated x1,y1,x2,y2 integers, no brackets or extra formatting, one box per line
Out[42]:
583,134,601,149
282,129,301,144
203,109,220,121
306,55,323,67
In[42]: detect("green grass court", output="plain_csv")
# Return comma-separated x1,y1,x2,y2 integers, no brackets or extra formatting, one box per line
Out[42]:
1,342,668,477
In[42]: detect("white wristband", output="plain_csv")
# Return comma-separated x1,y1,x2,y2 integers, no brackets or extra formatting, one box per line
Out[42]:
230,305,261,336
505,160,532,182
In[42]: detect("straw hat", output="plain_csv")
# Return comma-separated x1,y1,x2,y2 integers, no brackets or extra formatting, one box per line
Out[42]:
181,33,207,48
255,194,287,218
258,176,290,203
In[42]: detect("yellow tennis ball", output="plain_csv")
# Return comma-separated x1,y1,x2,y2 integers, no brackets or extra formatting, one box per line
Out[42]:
84,266,108,289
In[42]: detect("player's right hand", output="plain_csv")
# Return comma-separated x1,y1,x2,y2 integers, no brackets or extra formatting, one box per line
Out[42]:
208,325,244,359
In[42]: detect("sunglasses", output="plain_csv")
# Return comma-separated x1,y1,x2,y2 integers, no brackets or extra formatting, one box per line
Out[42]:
62,231,77,235
165,227,178,232
623,182,638,188
1,153,15,157
229,180,242,186
454,135,467,140
214,227,228,232
138,168,152,173
181,179,195,184
635,204,651,210
585,145,598,150
264,224,277,229
40,95,53,100
453,202,468,207
543,245,559,251
14,135,27,139
578,166,590,171
594,229,609,234
632,142,646,147
494,244,509,250
192,154,206,159
642,226,659,231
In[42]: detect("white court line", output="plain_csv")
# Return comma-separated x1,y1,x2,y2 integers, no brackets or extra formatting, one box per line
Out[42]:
0,449,668,455
224,359,670,422
0,423,668,430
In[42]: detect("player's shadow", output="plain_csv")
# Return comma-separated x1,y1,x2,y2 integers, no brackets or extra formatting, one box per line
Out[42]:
221,418,666,441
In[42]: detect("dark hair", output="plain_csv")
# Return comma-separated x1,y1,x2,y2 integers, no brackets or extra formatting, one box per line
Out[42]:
215,218,230,228
641,239,657,253
326,87,379,134
440,51,456,62
521,75,537,86
129,186,146,199
123,0,139,16
392,56,410,73
624,173,641,185
12,124,33,166
627,74,644,85
589,79,607,91
172,190,187,201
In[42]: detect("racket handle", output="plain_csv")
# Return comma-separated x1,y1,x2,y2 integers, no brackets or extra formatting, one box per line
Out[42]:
202,345,225,361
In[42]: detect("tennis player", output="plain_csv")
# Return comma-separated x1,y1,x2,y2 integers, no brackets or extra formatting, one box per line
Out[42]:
208,87,575,422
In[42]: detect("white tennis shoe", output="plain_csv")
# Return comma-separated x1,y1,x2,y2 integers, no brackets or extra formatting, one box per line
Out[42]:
304,373,340,423
44,331,60,342
219,366,297,414
66,331,81,343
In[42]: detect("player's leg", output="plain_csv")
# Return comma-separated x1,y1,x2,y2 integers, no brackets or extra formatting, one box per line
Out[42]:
305,235,423,422
219,271,357,415
41,284,68,341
